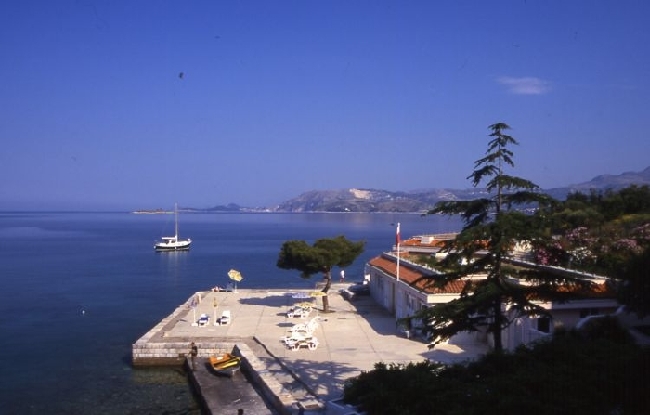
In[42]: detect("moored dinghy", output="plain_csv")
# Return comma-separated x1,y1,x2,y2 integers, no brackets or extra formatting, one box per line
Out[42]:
208,353,241,376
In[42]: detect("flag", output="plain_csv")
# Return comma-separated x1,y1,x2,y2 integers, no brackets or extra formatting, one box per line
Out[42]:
396,222,401,245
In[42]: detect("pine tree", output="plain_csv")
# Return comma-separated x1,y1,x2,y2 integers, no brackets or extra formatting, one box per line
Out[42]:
277,235,365,312
417,122,564,352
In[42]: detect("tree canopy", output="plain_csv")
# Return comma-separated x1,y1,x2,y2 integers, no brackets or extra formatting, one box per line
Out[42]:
343,328,650,415
538,185,650,316
277,235,365,312
542,185,650,274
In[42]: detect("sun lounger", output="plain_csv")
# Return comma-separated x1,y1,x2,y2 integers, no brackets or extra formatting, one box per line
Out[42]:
219,310,231,325
280,332,308,344
283,336,319,351
198,313,210,327
287,306,312,319
288,317,319,336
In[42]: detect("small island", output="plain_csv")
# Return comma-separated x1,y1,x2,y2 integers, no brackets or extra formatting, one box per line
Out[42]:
131,209,172,214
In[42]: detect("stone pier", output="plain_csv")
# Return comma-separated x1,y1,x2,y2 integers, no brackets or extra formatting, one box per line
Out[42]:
131,287,486,414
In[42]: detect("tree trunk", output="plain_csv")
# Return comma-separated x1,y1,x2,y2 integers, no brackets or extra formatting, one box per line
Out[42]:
492,252,504,353
321,270,332,313
322,294,330,313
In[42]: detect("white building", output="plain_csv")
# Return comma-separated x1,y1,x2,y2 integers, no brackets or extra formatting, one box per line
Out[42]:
365,245,618,351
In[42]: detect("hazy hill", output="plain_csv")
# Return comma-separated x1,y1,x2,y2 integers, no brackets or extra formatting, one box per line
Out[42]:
568,165,650,189
274,188,486,213
272,165,650,213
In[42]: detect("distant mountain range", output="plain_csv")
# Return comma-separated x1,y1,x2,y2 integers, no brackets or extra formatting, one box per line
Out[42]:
200,165,650,213
566,165,650,190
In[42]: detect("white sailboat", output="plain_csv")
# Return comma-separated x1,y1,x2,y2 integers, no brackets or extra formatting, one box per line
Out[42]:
154,203,191,252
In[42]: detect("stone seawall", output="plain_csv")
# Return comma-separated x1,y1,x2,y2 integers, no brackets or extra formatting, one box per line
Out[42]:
131,289,326,413
132,291,213,367
134,340,301,414
235,342,296,415
133,341,236,367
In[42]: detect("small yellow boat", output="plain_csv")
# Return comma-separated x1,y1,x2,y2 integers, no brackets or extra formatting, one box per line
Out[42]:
208,353,241,375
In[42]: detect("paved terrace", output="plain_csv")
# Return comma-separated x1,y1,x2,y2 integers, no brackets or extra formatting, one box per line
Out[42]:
133,283,487,413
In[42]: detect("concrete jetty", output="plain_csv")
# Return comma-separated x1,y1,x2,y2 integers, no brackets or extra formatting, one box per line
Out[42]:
132,284,487,414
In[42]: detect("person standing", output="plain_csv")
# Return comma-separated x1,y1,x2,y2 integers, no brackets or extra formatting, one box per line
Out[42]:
189,342,198,370
340,269,345,283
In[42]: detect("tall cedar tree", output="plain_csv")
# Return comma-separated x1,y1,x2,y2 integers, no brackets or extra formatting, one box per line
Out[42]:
416,122,582,352
277,235,365,312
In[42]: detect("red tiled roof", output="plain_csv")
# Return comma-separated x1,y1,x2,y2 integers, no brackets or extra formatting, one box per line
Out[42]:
527,281,615,300
368,256,468,294
400,235,489,250
368,256,615,299
401,238,448,248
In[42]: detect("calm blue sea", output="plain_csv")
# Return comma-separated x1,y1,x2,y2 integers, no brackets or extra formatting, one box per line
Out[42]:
0,212,460,414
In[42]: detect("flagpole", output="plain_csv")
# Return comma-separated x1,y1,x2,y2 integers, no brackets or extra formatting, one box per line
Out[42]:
213,297,217,325
395,223,400,320
396,222,400,283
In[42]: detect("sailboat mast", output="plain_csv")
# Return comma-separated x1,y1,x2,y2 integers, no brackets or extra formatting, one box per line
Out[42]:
174,203,179,239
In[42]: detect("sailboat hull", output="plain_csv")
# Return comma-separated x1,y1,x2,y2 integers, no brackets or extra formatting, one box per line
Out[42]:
154,241,191,251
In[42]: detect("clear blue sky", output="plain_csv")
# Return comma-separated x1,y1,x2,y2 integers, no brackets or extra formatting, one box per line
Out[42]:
2,1,649,210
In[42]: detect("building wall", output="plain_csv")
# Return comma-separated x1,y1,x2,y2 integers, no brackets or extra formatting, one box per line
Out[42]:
366,258,619,351
548,302,618,331
370,265,399,315
502,299,618,351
